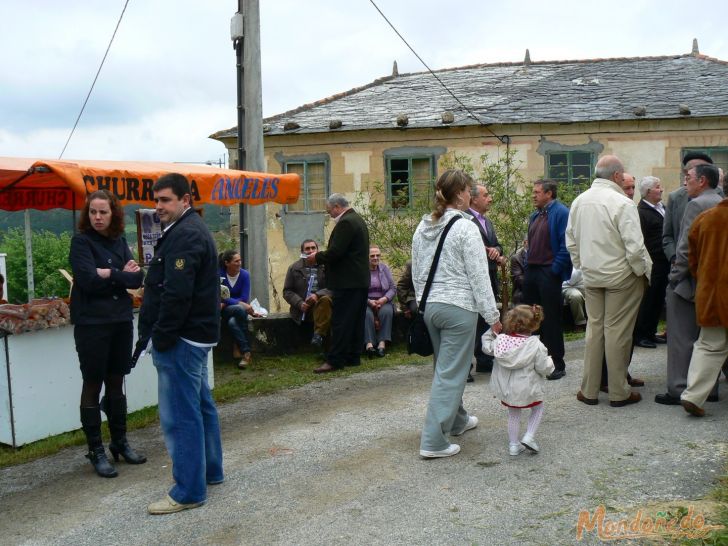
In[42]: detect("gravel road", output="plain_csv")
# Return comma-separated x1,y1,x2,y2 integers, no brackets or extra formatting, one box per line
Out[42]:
1,339,726,545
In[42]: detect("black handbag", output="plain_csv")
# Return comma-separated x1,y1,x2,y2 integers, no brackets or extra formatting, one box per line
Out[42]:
407,215,461,356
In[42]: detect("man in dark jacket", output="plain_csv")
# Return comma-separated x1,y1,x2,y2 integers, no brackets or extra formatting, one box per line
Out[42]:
523,179,572,380
283,239,333,347
139,173,223,515
306,193,369,373
633,176,669,348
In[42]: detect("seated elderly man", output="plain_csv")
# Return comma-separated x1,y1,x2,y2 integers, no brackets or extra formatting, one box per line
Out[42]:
562,268,586,331
283,239,333,347
396,261,417,319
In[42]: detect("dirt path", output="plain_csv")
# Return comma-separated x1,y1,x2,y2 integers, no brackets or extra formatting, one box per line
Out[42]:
1,340,726,545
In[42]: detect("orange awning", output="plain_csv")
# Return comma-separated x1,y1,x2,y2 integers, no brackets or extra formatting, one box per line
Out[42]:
0,157,300,211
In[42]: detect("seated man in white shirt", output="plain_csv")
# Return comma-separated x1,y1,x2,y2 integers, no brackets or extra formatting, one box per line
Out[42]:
562,268,586,331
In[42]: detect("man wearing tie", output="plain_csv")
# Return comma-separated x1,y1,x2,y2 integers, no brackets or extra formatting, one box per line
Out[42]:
468,184,504,373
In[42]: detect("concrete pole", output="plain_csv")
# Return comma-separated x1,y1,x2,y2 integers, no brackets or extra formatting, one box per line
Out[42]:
242,0,269,308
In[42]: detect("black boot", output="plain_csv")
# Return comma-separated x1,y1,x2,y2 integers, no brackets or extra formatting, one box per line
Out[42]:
80,406,118,478
102,395,147,464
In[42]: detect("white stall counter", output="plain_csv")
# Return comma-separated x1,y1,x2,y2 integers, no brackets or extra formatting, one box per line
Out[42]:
0,317,214,447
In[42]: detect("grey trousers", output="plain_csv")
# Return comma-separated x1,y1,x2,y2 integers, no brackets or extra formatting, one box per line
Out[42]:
420,302,477,452
364,302,393,346
665,286,700,397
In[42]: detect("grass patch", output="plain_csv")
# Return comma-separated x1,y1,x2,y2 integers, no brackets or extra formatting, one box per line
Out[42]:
563,328,586,342
0,347,430,468
681,472,728,544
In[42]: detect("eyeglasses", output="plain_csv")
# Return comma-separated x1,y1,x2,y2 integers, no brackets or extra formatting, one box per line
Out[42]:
369,254,381,258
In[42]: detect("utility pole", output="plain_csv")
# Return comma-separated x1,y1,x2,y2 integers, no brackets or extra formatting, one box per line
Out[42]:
231,0,268,308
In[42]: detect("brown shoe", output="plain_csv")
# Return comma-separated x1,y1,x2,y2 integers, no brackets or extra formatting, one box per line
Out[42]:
577,391,598,406
238,352,252,369
610,392,642,407
313,362,338,374
232,344,243,359
682,400,705,417
628,377,645,387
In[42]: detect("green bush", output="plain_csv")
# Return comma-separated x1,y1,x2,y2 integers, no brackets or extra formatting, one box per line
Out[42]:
0,229,72,303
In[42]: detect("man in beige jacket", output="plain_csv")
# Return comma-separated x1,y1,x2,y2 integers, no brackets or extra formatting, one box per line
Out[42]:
566,155,652,407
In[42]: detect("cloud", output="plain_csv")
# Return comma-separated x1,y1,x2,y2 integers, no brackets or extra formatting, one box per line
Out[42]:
1,0,727,165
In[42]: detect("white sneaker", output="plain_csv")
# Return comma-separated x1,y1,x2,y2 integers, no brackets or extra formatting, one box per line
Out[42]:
420,444,461,458
452,415,478,436
521,434,539,453
509,443,526,456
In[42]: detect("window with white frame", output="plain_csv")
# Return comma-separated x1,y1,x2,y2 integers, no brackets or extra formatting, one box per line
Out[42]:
682,147,728,175
546,151,594,188
386,156,435,209
284,160,328,212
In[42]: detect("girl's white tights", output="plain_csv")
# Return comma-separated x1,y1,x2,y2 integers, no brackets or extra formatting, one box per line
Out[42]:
507,403,544,444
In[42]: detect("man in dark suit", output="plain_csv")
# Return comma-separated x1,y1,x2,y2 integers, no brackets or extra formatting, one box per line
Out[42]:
306,193,370,373
633,176,669,348
468,184,503,373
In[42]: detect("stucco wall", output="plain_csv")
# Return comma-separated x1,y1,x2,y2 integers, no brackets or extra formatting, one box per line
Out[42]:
215,118,728,303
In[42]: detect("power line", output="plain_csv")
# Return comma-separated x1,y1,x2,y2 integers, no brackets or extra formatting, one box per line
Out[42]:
59,0,131,159
368,0,506,144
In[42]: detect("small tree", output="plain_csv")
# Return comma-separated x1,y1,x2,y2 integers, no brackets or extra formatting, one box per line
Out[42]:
441,149,534,256
0,229,73,303
353,182,431,272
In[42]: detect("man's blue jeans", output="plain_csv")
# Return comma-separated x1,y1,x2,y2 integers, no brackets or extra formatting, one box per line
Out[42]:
152,340,224,504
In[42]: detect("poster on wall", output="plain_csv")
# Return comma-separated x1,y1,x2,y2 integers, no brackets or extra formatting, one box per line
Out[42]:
135,209,162,266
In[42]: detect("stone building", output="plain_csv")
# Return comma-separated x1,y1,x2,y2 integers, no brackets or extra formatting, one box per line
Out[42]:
212,42,728,305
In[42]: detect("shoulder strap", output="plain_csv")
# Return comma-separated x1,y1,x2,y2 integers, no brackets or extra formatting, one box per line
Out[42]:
418,215,461,313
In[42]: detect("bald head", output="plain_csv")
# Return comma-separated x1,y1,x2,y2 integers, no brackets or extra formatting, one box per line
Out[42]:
595,155,625,182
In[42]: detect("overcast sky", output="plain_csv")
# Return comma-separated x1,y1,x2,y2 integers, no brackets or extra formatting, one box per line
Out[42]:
1,0,726,166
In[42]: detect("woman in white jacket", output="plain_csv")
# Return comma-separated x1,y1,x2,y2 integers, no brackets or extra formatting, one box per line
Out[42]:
482,305,554,456
412,170,501,459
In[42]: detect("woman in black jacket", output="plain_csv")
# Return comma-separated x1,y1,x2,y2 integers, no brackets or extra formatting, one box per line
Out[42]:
70,190,145,478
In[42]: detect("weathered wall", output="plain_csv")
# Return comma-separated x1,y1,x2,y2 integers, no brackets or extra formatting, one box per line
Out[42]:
215,117,728,303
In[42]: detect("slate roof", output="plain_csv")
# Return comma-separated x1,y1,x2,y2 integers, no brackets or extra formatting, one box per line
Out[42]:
211,52,728,139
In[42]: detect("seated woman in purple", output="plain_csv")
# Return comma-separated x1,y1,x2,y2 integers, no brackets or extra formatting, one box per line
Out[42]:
219,250,259,369
364,245,396,358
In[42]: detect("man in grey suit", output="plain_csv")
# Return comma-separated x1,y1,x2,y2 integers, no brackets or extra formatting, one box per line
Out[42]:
655,163,723,405
468,184,504,374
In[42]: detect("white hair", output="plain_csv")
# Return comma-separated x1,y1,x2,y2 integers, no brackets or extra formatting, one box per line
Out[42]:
639,176,661,198
326,193,349,207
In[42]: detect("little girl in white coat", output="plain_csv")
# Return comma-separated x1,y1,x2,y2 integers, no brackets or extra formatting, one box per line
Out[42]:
481,305,554,456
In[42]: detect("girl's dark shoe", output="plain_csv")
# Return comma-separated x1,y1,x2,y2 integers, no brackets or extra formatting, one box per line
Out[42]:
86,445,118,478
366,347,377,359
109,438,147,464
103,395,147,464
80,405,118,478
376,347,386,358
